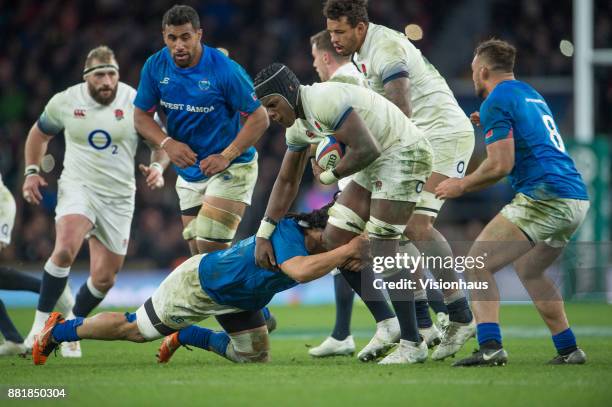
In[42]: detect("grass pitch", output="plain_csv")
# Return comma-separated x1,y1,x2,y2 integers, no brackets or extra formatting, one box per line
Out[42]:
1,303,611,406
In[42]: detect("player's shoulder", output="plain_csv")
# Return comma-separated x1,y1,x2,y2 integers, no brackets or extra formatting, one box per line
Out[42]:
51,83,87,106
116,82,137,105
145,47,169,66
369,23,407,51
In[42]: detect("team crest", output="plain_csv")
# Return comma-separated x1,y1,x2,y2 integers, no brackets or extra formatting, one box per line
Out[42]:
198,79,211,91
73,109,86,118
114,109,124,121
314,121,322,131
306,130,316,138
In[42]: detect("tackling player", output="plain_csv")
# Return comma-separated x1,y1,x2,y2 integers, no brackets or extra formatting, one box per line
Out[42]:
133,5,269,256
253,64,435,364
31,205,370,366
436,39,590,366
21,46,169,357
323,0,475,360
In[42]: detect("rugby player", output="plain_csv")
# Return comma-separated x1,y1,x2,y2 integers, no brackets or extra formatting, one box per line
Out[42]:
21,46,169,357
436,39,590,366
304,31,444,357
323,0,475,360
133,5,269,256
31,205,370,365
253,64,434,364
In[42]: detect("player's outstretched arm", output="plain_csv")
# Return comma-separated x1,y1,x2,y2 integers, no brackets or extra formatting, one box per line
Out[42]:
321,110,381,184
384,77,413,118
22,123,53,205
134,107,197,169
255,148,310,269
200,106,269,176
435,138,515,199
279,234,370,283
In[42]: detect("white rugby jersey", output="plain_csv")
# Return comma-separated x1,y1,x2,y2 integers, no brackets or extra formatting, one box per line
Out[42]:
38,82,139,198
353,23,472,136
285,62,369,150
286,81,424,152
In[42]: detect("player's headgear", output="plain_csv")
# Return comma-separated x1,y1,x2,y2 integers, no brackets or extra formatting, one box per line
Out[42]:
254,63,301,111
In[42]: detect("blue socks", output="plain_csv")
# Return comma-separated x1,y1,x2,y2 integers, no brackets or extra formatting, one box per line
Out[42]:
477,322,502,348
415,300,433,328
0,299,24,343
178,325,230,356
552,328,577,355
331,274,355,340
51,317,84,342
446,297,473,323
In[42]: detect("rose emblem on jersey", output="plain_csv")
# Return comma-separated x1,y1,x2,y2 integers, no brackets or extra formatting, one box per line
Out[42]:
114,109,124,121
198,79,211,91
306,130,316,138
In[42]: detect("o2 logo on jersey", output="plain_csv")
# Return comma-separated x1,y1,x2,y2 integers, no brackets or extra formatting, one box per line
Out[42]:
88,130,118,154
542,115,566,153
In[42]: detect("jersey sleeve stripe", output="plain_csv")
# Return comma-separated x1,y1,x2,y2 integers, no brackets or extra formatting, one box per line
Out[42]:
332,107,354,131
382,71,410,85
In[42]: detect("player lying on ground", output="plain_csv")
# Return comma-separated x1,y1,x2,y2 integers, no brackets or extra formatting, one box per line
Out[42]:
32,204,370,365
436,39,590,366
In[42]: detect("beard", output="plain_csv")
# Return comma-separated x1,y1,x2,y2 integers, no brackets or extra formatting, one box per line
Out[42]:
173,52,193,68
475,82,486,99
89,83,117,105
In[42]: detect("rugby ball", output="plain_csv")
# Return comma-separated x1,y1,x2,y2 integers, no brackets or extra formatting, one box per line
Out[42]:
315,136,345,170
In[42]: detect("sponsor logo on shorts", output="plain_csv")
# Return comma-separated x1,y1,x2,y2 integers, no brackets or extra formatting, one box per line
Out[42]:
374,180,383,191
1,223,8,237
416,181,424,193
198,79,211,91
457,160,465,174
222,172,233,181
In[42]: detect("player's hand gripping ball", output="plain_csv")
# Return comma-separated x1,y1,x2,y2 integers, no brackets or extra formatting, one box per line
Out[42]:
315,136,345,171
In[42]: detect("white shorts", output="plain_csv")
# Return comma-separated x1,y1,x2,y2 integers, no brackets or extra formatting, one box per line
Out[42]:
352,138,433,202
55,180,134,255
0,182,16,246
135,254,241,340
413,130,475,217
176,156,258,211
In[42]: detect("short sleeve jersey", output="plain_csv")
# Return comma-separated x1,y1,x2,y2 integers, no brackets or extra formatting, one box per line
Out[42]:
37,82,139,198
135,46,261,182
480,80,588,200
198,218,308,311
353,23,472,136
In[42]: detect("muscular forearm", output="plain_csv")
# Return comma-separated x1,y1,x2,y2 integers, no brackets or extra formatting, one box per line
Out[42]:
134,108,167,146
264,150,309,221
230,106,269,152
461,158,507,193
25,125,52,166
334,146,380,178
282,245,353,283
149,145,170,169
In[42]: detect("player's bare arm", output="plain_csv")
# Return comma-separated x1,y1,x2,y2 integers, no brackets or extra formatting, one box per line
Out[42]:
255,148,310,269
435,138,514,199
280,234,370,282
321,110,381,182
134,107,197,169
22,123,54,205
139,140,170,190
383,77,412,118
200,105,269,177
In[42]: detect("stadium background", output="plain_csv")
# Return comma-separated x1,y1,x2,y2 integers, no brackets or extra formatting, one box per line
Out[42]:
0,0,610,305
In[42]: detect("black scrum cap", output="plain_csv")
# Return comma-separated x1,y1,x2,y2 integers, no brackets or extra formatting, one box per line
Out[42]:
254,63,300,110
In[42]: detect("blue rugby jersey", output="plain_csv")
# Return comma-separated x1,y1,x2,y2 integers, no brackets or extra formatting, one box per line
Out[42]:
480,80,588,200
198,219,308,311
135,45,260,182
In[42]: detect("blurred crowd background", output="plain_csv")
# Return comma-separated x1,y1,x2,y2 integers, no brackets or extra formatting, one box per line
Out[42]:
0,0,610,268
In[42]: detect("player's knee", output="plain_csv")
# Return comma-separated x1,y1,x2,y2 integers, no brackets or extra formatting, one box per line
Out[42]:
90,273,116,294
227,327,270,363
195,202,241,247
404,215,434,241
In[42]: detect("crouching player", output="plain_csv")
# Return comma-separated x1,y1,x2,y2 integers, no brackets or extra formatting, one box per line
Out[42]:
32,205,369,365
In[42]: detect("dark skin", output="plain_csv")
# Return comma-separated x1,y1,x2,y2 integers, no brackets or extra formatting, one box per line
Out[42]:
256,92,381,270
134,22,269,175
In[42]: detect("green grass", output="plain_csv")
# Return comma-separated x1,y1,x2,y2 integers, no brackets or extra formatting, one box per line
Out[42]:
1,303,611,406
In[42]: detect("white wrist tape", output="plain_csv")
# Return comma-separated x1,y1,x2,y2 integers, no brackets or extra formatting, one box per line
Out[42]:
256,219,277,239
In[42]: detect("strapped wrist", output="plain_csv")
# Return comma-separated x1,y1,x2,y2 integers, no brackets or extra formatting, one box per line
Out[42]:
159,136,172,149
150,162,164,173
319,169,339,185
256,217,277,239
24,164,40,177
